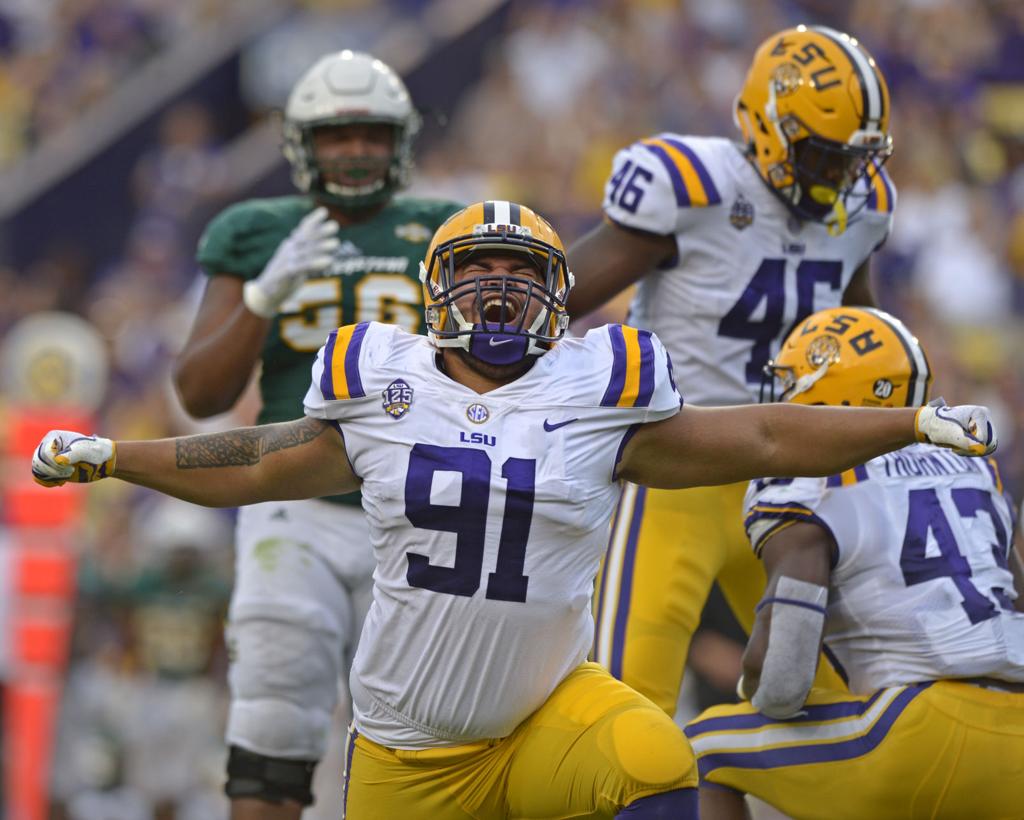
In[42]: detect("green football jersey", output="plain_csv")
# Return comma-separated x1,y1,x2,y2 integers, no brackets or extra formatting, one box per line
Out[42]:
196,194,462,504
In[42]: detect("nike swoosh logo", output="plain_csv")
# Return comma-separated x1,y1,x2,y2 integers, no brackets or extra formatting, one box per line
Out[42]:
543,418,578,432
488,338,514,346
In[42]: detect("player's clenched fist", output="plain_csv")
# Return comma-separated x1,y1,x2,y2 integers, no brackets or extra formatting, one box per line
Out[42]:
242,206,340,318
31,430,116,486
915,401,997,457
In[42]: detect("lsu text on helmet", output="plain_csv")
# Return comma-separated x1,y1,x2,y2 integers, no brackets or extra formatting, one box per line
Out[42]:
419,201,575,366
734,25,893,234
282,50,421,211
762,306,932,407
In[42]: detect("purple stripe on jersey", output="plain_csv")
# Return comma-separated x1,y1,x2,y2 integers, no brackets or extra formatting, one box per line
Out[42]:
319,330,339,401
635,330,656,408
601,325,629,406
822,643,850,686
612,423,641,482
685,687,890,738
641,142,690,206
662,137,722,204
665,350,680,399
611,486,647,679
827,464,870,488
342,726,359,815
594,488,629,658
755,596,827,616
344,322,369,399
691,684,930,778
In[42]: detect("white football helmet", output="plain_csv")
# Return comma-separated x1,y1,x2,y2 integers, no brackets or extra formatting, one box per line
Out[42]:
282,50,421,210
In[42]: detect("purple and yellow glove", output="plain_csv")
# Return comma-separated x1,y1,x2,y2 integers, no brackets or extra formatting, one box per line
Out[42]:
915,399,996,457
31,430,116,486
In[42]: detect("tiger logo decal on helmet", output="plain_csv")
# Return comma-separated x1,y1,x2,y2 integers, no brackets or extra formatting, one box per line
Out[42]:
419,201,574,366
762,307,932,407
734,25,893,235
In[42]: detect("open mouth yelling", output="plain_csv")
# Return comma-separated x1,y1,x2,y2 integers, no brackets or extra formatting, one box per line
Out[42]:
482,294,523,326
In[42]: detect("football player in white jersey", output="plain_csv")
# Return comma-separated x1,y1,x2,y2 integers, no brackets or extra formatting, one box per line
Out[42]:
570,25,897,714
685,306,1024,820
31,203,996,819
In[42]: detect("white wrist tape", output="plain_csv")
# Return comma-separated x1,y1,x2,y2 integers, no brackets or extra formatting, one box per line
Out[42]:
242,280,277,319
751,576,827,720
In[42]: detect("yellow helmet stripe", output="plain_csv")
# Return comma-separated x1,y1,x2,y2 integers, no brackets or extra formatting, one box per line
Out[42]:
642,138,719,206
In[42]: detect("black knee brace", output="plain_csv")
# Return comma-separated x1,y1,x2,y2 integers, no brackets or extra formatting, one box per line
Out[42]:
225,745,318,806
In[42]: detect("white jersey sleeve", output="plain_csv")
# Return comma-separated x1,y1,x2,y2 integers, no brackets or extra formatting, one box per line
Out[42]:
743,475,832,558
602,133,725,236
583,323,682,421
304,321,399,423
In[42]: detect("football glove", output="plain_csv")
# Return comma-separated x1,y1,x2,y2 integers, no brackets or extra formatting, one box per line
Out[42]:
242,206,340,318
31,430,116,487
915,399,996,457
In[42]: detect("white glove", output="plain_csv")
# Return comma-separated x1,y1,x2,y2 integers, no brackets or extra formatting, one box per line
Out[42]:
242,207,340,318
32,430,116,486
915,399,996,457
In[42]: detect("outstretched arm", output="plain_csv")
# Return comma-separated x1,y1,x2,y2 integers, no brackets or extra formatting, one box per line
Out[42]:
32,417,357,507
617,402,995,489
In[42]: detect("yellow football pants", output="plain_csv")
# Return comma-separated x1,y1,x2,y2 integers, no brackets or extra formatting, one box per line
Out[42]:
593,482,843,714
341,662,697,819
685,681,1024,820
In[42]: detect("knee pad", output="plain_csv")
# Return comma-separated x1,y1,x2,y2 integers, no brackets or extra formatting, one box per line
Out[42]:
226,616,341,758
225,745,317,806
610,707,694,788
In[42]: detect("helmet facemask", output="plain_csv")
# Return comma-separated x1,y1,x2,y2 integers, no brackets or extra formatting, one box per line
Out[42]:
283,115,418,212
420,227,572,367
777,122,892,234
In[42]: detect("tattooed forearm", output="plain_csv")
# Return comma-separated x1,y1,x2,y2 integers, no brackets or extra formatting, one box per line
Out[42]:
175,418,328,469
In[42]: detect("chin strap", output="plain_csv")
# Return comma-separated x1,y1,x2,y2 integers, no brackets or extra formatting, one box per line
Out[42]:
808,185,848,236
783,361,831,401
467,322,531,365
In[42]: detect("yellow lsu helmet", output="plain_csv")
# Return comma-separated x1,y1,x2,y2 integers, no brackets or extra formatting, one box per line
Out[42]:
762,307,932,407
735,25,893,235
418,201,574,365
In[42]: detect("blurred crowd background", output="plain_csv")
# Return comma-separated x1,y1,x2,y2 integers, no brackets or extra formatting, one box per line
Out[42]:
1,0,1023,816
